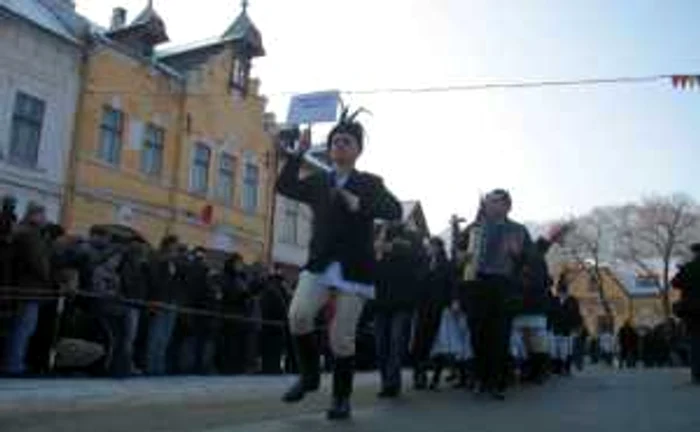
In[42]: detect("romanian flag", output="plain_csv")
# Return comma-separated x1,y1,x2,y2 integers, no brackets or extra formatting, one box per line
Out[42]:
671,75,700,89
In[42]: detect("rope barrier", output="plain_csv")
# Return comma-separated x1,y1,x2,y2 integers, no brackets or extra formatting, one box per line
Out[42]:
0,286,377,336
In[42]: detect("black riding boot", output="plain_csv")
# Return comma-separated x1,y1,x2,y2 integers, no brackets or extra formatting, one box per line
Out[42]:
282,334,320,403
327,357,354,421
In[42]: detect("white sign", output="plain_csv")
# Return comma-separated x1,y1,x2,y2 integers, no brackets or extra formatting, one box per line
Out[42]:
287,91,340,125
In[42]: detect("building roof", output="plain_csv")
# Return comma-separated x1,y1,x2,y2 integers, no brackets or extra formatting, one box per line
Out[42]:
0,0,80,44
158,4,264,63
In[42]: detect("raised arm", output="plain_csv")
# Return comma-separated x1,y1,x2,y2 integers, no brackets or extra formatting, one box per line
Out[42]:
275,155,316,205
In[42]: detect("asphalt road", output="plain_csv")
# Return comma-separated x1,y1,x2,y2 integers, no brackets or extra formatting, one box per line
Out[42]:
1,367,698,432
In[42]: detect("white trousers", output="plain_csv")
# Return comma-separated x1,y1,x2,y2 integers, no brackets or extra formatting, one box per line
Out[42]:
288,271,366,357
551,335,573,360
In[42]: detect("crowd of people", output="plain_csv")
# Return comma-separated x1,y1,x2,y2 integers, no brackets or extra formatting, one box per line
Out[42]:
2,104,699,422
0,196,297,378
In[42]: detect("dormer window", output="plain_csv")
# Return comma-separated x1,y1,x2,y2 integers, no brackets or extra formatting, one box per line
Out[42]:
231,55,250,95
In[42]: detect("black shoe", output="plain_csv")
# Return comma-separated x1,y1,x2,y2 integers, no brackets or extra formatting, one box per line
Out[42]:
490,389,506,401
282,378,320,403
327,397,352,421
282,334,320,404
328,357,354,420
378,387,400,398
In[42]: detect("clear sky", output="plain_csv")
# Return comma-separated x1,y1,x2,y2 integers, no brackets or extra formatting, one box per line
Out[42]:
76,0,700,233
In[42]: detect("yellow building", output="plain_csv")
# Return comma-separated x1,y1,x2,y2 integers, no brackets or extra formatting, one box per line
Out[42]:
64,2,276,263
561,264,679,334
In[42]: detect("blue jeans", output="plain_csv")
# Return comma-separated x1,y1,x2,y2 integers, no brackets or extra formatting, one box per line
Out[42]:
145,310,176,375
375,310,412,391
124,307,140,373
2,301,39,375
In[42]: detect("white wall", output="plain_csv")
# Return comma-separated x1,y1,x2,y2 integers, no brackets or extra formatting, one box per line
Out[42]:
0,13,81,222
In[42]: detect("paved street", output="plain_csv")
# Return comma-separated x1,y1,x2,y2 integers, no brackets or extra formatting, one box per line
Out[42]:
0,367,698,432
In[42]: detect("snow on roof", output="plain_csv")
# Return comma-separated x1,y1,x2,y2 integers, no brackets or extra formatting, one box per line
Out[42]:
156,36,225,58
0,0,79,44
401,201,418,222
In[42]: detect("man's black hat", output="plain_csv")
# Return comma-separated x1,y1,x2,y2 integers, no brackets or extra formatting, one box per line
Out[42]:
327,106,369,151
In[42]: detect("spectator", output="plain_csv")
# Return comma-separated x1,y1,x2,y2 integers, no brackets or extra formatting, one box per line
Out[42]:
144,235,181,376
412,237,454,390
259,267,290,375
1,202,50,376
217,253,250,374
618,320,639,369
373,223,425,398
120,240,151,375
180,247,217,375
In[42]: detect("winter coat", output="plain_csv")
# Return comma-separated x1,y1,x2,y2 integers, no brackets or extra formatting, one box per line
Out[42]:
672,257,700,320
518,245,553,316
147,255,181,305
373,237,426,311
550,295,583,335
11,221,52,296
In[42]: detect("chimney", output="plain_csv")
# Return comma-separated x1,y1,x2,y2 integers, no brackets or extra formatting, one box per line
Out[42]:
110,7,127,31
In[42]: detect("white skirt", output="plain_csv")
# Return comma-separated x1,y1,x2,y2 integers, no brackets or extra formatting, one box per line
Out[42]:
431,308,473,361
317,261,375,299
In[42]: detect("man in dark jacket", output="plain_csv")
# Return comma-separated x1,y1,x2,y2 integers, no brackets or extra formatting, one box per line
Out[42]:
1,202,50,376
456,190,534,400
412,237,454,390
144,235,181,376
0,195,17,290
673,245,700,382
373,223,425,398
618,321,639,369
259,268,290,375
218,253,250,374
178,247,217,374
550,275,583,375
277,110,402,420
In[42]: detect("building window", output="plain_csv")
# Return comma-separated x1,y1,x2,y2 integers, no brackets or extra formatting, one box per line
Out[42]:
98,106,124,165
281,200,299,244
141,124,164,177
217,153,236,205
9,92,45,168
242,162,259,213
231,56,250,93
190,143,211,194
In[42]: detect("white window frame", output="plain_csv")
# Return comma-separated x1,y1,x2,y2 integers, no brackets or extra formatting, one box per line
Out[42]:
190,142,211,195
9,91,45,169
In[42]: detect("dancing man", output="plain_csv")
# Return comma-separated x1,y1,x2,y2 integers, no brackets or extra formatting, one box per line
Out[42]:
277,108,402,420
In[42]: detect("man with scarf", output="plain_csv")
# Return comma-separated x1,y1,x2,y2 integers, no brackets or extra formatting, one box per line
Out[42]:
277,108,402,420
456,190,533,400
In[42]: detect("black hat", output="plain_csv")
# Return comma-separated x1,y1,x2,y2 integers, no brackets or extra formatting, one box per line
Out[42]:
327,106,369,152
487,189,512,207
691,243,700,255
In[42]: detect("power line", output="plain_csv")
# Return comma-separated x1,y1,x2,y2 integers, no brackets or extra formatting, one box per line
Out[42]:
273,74,680,97
81,73,693,99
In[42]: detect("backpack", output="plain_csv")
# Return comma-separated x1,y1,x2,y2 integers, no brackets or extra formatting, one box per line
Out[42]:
90,252,123,298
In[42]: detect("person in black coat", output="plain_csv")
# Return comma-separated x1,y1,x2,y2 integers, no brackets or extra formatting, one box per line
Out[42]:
672,244,700,383
412,237,454,390
144,235,181,376
549,275,583,375
373,223,425,398
259,269,290,375
277,108,402,421
217,253,250,374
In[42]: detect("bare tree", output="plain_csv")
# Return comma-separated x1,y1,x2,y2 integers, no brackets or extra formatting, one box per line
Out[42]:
615,194,700,317
558,208,617,320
